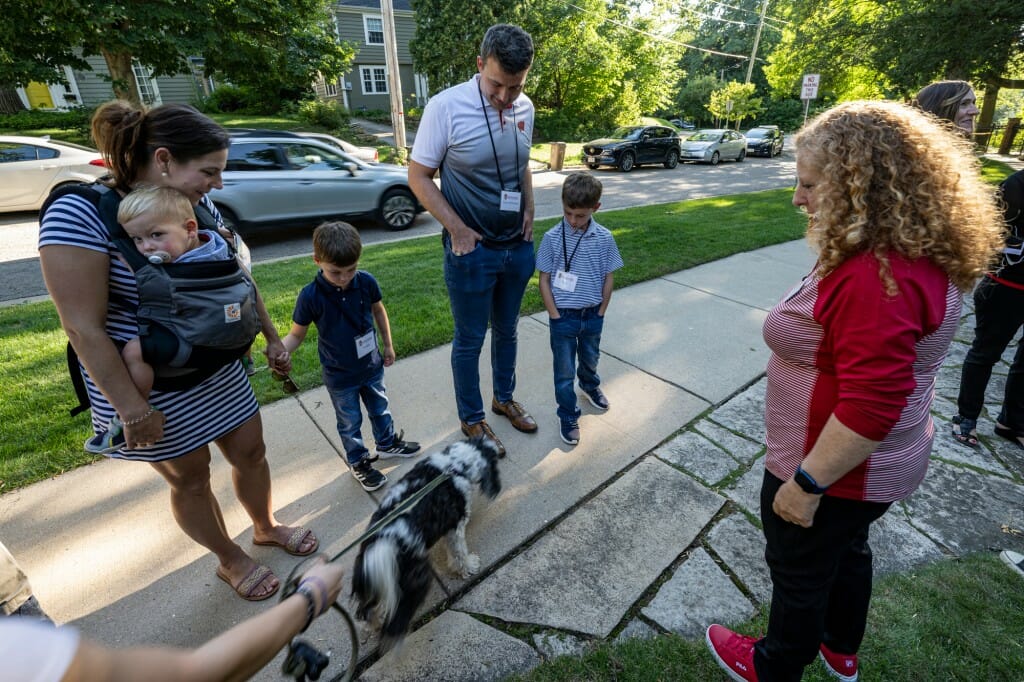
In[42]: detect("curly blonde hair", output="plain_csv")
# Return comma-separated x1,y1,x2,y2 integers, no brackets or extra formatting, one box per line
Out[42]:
795,100,1003,293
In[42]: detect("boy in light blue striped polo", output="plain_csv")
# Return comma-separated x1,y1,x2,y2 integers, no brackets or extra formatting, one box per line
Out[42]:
537,172,624,446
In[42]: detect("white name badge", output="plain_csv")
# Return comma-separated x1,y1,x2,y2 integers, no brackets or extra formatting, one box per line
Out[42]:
500,190,522,212
553,269,578,292
355,329,376,359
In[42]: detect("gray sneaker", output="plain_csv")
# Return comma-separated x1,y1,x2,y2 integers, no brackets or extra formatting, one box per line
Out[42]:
1001,550,1024,579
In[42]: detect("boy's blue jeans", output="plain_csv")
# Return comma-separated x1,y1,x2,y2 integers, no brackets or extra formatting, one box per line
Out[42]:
444,239,535,424
549,306,604,425
327,368,396,465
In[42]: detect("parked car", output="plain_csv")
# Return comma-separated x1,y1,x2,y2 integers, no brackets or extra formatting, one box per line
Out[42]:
210,131,422,232
679,129,747,165
0,135,107,212
582,125,681,172
669,119,696,130
296,131,379,164
744,125,784,158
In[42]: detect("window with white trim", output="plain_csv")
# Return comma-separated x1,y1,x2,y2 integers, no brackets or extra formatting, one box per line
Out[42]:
360,66,388,95
363,16,384,45
132,60,161,106
325,79,338,97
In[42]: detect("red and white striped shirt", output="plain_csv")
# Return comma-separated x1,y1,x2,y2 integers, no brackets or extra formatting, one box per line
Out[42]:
763,251,959,502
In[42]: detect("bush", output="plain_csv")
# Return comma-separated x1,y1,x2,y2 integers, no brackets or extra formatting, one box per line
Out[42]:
201,85,258,114
0,106,93,133
296,99,350,130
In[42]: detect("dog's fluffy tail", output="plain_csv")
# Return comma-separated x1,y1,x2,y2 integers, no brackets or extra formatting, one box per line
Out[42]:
354,536,401,625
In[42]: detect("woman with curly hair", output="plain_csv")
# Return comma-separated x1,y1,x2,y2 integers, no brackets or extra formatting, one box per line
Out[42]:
706,100,1003,682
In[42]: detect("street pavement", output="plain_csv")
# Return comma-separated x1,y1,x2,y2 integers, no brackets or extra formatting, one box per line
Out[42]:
3,238,1023,681
0,146,798,305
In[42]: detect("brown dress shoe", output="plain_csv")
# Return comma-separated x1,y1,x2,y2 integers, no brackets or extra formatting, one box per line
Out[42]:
461,420,506,458
491,398,538,433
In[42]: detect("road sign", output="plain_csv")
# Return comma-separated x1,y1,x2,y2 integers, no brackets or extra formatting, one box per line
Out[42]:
802,73,820,100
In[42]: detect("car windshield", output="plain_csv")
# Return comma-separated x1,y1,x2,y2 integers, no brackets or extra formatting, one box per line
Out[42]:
746,130,769,138
687,131,722,142
609,127,644,140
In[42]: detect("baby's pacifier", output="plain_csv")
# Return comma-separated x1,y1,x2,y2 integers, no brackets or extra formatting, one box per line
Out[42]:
147,251,171,264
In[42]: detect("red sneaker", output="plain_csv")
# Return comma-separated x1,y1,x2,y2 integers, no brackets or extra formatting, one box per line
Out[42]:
819,642,859,681
705,624,759,682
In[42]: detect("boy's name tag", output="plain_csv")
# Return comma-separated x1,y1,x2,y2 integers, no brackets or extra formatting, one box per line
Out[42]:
553,269,578,292
355,330,376,358
500,190,522,212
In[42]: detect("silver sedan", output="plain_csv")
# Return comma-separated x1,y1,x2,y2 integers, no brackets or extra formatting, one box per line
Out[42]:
679,129,748,165
210,134,422,233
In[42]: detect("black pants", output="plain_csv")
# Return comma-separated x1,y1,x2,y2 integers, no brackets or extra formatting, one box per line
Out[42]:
957,277,1024,430
754,471,890,682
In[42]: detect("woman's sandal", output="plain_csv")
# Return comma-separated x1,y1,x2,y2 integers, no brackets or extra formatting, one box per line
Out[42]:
994,423,1024,450
951,415,979,448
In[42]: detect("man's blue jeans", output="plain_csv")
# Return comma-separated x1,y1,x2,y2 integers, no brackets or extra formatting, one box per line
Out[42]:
327,368,395,465
549,306,604,425
444,239,535,424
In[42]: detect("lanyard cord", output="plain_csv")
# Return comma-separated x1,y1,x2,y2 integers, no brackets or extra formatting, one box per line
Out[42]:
478,80,520,191
560,219,586,272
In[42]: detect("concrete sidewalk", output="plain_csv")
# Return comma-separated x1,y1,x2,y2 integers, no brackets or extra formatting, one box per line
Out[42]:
3,239,1024,680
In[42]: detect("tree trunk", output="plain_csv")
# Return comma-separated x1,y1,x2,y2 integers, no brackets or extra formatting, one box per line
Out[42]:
101,48,141,106
978,81,1000,134
0,87,26,113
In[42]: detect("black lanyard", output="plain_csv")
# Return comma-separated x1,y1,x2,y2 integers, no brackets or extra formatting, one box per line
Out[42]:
560,219,586,273
478,80,521,191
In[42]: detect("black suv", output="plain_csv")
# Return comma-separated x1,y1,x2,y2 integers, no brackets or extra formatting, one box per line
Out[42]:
744,125,784,158
582,125,682,172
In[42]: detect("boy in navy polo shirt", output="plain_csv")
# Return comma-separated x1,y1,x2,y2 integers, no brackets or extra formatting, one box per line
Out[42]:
537,172,623,446
280,221,419,491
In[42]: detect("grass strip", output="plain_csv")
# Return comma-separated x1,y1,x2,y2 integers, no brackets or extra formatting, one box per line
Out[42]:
515,552,1024,681
0,188,806,491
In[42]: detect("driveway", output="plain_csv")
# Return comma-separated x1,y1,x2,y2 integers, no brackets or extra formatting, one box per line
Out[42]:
0,153,796,304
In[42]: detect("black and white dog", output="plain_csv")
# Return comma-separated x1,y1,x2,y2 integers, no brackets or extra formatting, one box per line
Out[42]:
351,436,502,645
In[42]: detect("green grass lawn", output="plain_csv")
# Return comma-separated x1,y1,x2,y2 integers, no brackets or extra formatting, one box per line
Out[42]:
515,552,1024,681
0,188,807,492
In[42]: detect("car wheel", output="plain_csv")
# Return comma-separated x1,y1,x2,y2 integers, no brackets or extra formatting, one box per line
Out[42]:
709,151,720,166
586,163,600,170
737,148,746,162
663,149,679,169
215,205,240,233
619,151,635,172
379,187,417,230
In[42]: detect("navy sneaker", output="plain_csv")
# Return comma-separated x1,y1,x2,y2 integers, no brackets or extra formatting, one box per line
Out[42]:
351,458,387,492
375,429,421,458
584,387,610,411
559,420,580,446
84,416,126,454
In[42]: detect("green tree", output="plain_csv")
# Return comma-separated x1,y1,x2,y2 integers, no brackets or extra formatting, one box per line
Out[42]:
708,81,762,129
761,0,1024,131
0,0,352,108
676,74,720,125
409,0,517,92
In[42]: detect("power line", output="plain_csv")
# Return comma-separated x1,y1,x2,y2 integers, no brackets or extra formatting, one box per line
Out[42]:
677,2,783,32
565,2,751,61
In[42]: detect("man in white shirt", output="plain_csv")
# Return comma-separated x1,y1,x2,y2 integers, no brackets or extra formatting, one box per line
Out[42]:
409,24,538,457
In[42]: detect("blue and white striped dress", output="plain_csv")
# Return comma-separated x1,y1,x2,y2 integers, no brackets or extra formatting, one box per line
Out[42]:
39,191,259,462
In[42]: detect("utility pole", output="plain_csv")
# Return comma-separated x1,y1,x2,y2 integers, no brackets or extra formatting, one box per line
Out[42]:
380,0,406,151
745,0,769,84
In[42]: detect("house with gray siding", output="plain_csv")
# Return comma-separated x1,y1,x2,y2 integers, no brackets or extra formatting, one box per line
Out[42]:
317,0,427,112
17,53,207,110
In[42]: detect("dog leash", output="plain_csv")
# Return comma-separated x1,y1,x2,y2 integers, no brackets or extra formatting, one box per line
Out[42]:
272,370,452,681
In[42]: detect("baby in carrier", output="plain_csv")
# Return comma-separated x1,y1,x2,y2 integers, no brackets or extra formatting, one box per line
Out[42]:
86,185,257,453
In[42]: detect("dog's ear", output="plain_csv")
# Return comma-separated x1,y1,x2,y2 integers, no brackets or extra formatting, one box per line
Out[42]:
478,443,502,499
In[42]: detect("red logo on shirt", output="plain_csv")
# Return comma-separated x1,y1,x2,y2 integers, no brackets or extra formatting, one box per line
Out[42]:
518,120,525,131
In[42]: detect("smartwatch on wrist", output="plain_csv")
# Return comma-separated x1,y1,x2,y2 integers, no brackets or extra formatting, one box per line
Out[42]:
794,465,829,495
